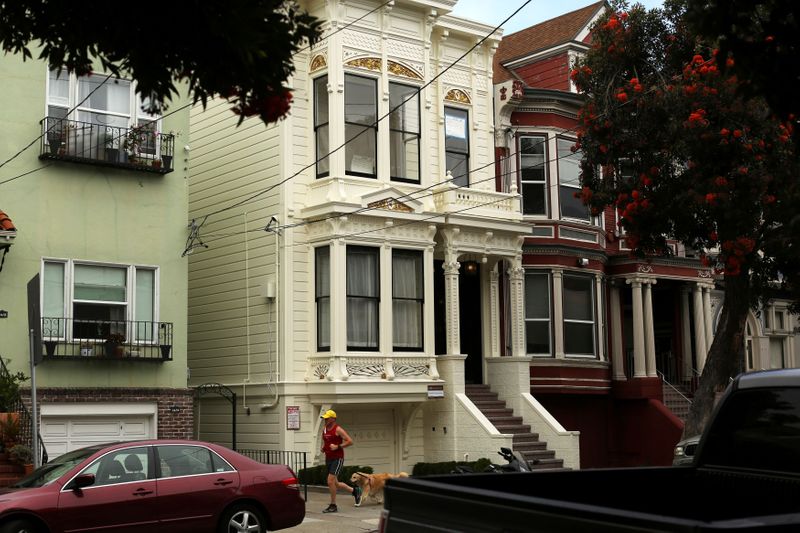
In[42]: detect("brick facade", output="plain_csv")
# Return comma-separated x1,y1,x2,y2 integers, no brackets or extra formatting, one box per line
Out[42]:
22,388,195,440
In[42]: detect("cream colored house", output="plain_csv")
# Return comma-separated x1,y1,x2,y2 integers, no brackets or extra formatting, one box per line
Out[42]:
188,0,579,472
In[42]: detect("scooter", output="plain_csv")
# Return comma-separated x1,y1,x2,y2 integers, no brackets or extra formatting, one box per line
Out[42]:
486,447,536,473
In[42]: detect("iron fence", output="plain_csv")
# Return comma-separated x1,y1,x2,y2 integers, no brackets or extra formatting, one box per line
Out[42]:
41,318,173,361
238,449,308,500
0,358,48,466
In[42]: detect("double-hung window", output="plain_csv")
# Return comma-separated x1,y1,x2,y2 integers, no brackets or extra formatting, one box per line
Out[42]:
519,135,548,215
389,83,420,183
557,137,591,221
347,246,379,349
314,75,330,178
345,74,378,178
562,273,596,357
315,246,331,351
392,250,423,350
444,106,470,186
42,260,156,342
524,272,552,356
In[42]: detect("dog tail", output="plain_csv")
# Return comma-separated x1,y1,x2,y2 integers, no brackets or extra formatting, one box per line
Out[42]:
397,472,409,477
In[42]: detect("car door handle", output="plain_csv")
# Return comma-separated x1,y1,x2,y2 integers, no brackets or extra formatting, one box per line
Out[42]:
133,488,154,496
214,479,233,486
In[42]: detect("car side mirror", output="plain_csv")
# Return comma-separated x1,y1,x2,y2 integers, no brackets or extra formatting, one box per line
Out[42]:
72,473,96,490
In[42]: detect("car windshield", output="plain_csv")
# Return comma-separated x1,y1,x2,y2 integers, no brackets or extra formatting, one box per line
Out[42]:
12,447,99,488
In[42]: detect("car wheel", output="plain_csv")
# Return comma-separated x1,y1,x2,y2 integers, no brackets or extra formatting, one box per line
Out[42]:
0,519,38,533
220,504,266,533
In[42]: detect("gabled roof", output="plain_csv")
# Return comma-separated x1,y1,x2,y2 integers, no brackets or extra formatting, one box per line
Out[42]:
494,1,606,83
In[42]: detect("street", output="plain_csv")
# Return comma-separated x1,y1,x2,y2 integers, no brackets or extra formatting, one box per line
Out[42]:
285,486,382,533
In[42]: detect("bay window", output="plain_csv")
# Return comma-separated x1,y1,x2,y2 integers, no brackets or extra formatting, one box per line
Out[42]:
389,83,420,182
525,272,552,356
519,135,547,215
393,250,423,350
444,106,469,186
562,273,596,357
345,74,378,178
42,260,157,342
347,246,379,349
315,246,331,351
557,137,590,221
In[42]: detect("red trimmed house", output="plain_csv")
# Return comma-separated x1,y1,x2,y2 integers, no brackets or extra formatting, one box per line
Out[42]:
493,2,717,468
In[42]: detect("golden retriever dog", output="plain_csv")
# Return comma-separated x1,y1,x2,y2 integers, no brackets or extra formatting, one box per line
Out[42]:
349,471,409,506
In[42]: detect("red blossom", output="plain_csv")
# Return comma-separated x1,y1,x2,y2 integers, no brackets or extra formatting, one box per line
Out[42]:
714,176,728,187
705,193,716,204
616,91,628,102
719,128,730,136
733,129,742,138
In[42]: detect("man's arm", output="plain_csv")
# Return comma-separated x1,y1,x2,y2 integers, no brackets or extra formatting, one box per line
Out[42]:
335,426,354,448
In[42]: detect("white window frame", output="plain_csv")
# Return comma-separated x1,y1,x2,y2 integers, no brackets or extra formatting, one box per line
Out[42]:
519,134,549,217
525,271,552,357
41,258,160,343
562,272,597,358
557,136,598,225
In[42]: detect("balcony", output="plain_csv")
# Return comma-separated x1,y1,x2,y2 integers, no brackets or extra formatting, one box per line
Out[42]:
41,318,173,362
39,117,175,174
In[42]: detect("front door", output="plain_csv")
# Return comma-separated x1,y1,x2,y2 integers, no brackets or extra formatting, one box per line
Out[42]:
459,262,483,384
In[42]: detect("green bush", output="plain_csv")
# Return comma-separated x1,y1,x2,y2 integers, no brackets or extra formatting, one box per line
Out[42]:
298,464,373,486
412,458,492,476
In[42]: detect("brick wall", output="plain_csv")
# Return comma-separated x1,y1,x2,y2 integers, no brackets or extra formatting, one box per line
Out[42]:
21,388,195,440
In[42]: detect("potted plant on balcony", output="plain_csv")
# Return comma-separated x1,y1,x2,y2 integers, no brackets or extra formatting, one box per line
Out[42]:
46,128,65,155
122,126,149,165
104,127,121,163
8,444,33,475
104,333,126,357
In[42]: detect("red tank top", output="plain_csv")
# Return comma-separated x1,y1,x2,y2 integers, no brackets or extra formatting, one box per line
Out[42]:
323,422,344,459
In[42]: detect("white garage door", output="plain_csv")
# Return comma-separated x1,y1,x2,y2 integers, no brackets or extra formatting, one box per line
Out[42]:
42,416,152,457
341,407,396,473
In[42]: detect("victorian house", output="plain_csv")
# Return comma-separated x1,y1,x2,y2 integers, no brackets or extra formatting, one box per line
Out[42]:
494,1,799,467
187,0,579,473
0,53,192,459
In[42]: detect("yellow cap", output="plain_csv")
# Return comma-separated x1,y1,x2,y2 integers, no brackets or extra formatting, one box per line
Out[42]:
321,409,337,419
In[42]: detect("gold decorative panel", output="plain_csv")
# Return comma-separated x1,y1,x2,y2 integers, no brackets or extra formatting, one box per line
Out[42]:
310,54,327,72
388,60,422,80
345,57,382,71
445,89,471,104
367,198,414,213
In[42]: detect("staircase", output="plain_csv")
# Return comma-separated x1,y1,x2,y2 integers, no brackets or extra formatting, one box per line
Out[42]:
660,375,693,424
0,453,25,487
465,384,565,470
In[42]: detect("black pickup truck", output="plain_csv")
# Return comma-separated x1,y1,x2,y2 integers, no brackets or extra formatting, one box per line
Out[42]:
380,369,800,532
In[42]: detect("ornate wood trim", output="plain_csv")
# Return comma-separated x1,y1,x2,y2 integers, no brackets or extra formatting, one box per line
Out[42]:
345,57,382,72
310,54,327,73
445,88,471,104
387,60,422,80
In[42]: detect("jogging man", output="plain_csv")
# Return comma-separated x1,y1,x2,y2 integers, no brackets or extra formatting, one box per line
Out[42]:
320,409,362,513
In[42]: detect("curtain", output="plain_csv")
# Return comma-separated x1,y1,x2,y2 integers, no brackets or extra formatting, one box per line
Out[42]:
347,248,378,348
316,247,330,349
393,251,422,349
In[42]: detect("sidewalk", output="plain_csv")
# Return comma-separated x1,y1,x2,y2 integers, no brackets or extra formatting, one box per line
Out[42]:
284,486,383,533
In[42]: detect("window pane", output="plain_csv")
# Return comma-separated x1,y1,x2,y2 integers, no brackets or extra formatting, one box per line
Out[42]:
43,262,65,318
526,321,551,354
444,107,468,152
210,450,234,473
347,298,378,348
564,322,595,355
317,298,330,349
563,275,593,320
345,75,376,125
520,136,545,157
446,153,468,186
315,247,330,298
560,186,589,220
345,124,376,176
48,69,69,107
347,247,378,297
390,131,419,181
393,300,422,349
393,251,422,299
158,445,213,477
557,138,581,187
389,84,419,134
770,338,785,368
525,273,550,319
316,124,330,176
316,247,330,350
522,183,546,215
74,265,126,302
85,447,149,486
314,76,328,127
135,269,155,342
78,74,131,115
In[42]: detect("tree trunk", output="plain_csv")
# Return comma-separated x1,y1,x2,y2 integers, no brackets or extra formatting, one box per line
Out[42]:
684,274,750,437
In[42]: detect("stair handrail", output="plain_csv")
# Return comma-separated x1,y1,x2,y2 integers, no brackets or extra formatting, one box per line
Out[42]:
657,370,692,404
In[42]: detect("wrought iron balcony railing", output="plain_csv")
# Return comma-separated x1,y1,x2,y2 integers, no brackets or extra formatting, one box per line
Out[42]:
41,318,173,361
39,117,175,174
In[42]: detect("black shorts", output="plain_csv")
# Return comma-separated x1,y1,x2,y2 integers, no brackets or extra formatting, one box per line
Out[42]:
326,457,344,477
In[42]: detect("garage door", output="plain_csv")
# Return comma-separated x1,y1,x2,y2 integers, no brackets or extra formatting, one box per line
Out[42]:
42,416,152,457
340,407,396,473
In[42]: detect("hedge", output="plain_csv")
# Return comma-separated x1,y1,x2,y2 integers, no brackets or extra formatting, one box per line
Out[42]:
411,458,492,476
298,464,374,485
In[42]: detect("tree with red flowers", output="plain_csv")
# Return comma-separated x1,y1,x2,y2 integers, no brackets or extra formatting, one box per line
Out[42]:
0,0,321,125
572,1,800,437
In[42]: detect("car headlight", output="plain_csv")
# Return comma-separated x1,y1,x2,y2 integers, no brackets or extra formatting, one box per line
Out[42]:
674,446,685,457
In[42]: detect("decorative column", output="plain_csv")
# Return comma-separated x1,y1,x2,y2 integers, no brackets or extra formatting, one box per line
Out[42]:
488,265,501,358
443,253,461,356
681,288,693,379
703,284,714,350
643,279,657,377
627,278,646,377
552,269,565,359
508,255,526,358
693,283,708,371
609,284,626,381
595,274,606,362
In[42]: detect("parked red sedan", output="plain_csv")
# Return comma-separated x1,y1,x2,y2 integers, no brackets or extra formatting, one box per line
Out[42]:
0,440,305,533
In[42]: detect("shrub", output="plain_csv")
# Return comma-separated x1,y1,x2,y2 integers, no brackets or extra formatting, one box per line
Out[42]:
412,458,492,476
298,464,373,486
8,444,32,465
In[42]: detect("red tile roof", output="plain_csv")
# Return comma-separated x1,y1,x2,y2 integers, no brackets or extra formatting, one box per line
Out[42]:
494,1,606,83
0,211,16,231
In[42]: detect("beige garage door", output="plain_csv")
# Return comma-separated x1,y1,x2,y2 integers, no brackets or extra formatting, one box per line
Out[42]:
338,407,396,473
41,416,152,457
